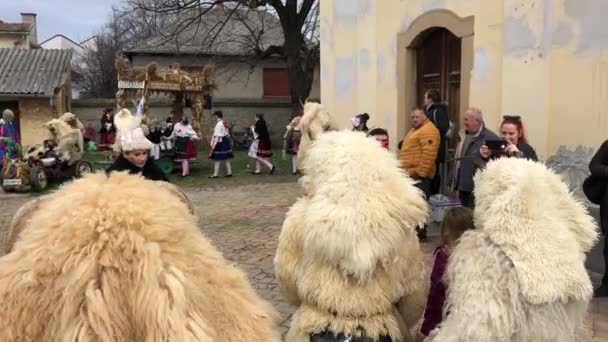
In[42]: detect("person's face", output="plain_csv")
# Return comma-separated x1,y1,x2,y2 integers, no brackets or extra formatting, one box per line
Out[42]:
124,150,148,168
423,93,432,107
500,123,520,145
411,109,426,128
463,111,482,133
373,134,389,149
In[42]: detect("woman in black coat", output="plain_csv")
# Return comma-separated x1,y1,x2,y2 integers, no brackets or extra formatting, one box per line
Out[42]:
479,116,538,162
590,140,608,296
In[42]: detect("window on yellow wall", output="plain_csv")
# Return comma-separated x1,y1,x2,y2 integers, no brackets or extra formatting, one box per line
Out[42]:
263,68,290,97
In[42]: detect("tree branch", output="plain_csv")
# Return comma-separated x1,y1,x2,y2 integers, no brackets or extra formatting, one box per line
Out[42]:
298,0,315,27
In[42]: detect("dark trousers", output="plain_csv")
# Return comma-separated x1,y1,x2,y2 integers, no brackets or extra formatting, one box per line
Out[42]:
430,160,441,195
459,191,475,209
415,178,432,200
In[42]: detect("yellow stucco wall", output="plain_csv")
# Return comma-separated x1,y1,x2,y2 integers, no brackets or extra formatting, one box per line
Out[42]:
19,98,53,147
320,0,608,157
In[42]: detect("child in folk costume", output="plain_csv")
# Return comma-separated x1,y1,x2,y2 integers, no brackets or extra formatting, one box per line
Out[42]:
415,207,474,342
106,127,167,182
99,108,116,151
252,113,275,175
171,116,199,177
209,110,233,178
160,121,173,151
146,122,162,160
284,114,302,175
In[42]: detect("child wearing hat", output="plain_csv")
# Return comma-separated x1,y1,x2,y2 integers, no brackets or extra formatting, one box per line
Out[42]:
106,127,168,181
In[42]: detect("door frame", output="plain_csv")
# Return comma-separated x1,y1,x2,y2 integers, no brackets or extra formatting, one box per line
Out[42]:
397,9,474,140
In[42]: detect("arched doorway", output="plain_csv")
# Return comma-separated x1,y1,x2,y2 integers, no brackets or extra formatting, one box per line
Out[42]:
396,9,474,146
416,28,462,135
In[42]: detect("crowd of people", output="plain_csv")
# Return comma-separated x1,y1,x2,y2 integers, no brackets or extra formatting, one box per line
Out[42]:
1,92,608,342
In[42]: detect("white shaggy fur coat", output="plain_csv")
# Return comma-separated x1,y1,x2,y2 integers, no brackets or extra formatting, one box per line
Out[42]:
0,173,280,342
426,158,598,342
275,103,428,342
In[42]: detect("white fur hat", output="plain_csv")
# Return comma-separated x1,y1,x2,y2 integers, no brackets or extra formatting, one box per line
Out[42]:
120,127,153,152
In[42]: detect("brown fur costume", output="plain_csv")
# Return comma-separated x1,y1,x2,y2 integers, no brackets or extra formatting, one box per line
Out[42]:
276,102,428,342
0,172,280,341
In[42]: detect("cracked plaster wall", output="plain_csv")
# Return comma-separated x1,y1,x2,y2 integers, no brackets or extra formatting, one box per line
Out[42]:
321,0,608,155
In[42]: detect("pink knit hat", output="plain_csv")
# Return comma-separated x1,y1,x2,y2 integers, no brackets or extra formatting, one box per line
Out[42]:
120,127,154,152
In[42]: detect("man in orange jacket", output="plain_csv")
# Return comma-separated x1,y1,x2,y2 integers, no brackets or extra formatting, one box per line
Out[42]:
399,107,440,239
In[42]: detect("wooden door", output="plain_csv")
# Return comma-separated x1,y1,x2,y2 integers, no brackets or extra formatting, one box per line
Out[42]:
416,28,461,136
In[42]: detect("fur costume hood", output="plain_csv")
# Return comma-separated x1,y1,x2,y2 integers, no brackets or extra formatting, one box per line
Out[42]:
299,130,428,279
474,158,597,304
0,173,280,342
296,102,337,169
426,158,597,342
113,108,141,133
276,102,428,342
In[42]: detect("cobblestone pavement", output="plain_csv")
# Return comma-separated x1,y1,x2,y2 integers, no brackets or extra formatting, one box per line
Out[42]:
1,183,608,340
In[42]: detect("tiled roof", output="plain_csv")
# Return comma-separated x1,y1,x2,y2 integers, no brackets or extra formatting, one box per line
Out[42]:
124,7,284,56
0,48,72,96
0,23,31,33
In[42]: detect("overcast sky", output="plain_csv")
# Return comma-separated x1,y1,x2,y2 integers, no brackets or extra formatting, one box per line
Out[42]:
1,0,122,43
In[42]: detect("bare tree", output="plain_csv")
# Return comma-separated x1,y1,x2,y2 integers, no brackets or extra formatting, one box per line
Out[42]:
125,0,320,110
73,14,127,98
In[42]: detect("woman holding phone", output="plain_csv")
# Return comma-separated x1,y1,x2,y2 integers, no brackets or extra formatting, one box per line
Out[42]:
479,115,538,161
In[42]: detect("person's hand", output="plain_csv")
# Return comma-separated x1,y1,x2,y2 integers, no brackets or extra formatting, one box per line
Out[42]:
505,143,520,155
480,145,491,159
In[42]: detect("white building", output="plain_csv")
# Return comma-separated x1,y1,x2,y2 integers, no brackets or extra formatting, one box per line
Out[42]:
40,34,94,99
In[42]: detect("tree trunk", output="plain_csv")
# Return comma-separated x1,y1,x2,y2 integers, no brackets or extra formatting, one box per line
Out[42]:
284,30,317,111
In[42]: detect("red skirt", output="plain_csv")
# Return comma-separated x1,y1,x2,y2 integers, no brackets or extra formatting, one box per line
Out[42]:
185,139,197,159
99,132,116,151
175,137,198,159
256,139,273,158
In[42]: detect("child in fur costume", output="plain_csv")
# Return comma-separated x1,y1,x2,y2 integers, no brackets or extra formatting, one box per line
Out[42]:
0,173,280,341
276,102,428,342
425,158,598,342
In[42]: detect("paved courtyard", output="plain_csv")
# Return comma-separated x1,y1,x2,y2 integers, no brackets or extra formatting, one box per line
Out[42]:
1,182,608,340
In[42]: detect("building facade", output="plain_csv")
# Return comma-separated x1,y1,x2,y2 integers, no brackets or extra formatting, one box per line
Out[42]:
124,7,320,104
320,0,608,158
0,48,73,146
0,13,38,49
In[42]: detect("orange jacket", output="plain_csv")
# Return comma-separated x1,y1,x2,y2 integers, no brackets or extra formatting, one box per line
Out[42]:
399,119,440,178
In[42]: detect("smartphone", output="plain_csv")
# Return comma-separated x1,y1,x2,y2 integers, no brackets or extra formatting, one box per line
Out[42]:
485,139,507,152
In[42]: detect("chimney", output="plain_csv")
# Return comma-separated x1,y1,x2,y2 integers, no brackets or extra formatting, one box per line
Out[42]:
20,13,37,46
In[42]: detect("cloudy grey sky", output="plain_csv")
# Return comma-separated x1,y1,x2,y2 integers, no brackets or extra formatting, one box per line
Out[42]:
1,0,123,43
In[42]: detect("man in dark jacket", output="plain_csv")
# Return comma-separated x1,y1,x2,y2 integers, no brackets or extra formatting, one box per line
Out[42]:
424,90,450,195
452,108,498,208
590,140,608,296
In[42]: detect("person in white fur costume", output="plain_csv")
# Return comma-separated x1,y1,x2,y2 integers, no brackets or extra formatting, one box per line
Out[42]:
275,102,428,342
425,157,598,342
